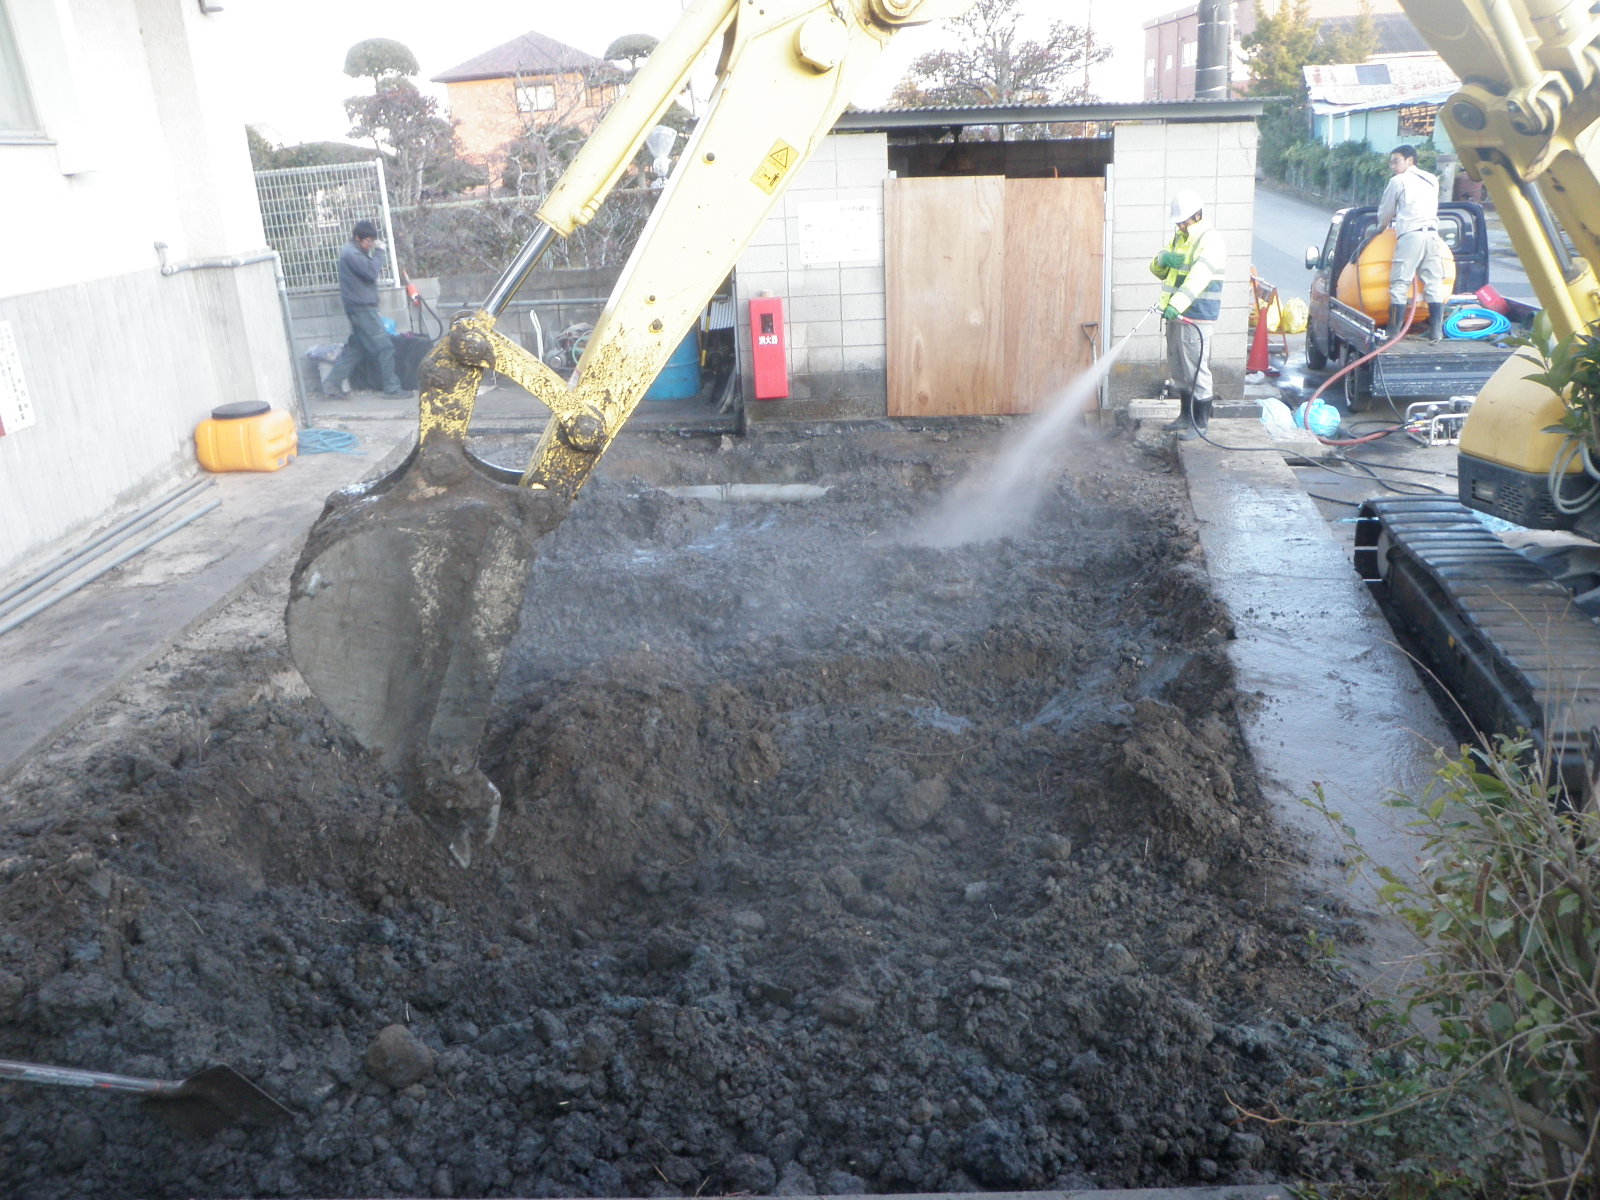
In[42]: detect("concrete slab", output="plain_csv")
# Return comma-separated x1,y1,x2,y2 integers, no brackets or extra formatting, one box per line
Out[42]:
0,414,413,784
1179,416,1451,985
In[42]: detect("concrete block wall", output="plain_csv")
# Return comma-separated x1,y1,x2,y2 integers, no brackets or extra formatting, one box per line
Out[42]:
735,132,890,424
0,261,294,575
1106,120,1257,408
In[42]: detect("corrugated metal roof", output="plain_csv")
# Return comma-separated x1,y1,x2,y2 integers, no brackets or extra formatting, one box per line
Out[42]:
835,97,1266,130
432,31,604,84
1303,56,1457,105
1310,83,1457,115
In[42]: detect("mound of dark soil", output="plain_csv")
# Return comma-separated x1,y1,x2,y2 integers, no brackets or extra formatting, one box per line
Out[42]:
0,424,1373,1198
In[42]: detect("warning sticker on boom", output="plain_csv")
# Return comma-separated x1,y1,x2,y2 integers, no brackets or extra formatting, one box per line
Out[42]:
752,140,799,194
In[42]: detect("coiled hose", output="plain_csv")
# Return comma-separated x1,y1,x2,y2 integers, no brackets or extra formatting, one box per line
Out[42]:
298,428,362,455
1443,306,1512,339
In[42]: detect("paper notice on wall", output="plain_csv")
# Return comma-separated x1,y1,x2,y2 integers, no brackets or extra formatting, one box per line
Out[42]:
0,321,36,437
798,199,881,265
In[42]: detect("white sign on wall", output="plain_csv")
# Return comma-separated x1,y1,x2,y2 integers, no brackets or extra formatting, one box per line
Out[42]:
0,321,36,437
798,199,882,265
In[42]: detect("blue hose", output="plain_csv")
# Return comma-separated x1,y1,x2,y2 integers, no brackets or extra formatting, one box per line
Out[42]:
298,428,362,455
1443,306,1512,340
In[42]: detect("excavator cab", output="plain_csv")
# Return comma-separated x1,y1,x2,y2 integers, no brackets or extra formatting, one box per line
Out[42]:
286,0,976,866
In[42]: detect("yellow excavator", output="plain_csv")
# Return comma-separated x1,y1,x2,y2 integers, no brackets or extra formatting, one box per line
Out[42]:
286,0,974,866
1355,0,1600,789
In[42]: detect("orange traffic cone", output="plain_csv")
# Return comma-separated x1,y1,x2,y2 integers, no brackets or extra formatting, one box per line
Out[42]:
1246,301,1276,376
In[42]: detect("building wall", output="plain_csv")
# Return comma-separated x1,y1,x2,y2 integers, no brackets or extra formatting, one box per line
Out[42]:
736,133,891,424
445,74,611,176
0,0,294,577
732,120,1256,421
1105,120,1256,407
1143,0,1255,100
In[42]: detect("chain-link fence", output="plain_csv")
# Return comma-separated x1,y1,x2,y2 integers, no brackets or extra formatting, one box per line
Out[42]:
255,160,400,292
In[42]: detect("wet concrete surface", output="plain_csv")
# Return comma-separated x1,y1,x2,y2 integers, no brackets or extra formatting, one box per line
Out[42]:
1178,400,1452,992
0,380,714,784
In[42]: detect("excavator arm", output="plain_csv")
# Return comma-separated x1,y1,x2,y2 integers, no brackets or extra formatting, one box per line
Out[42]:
287,0,973,866
1403,0,1600,339
1355,0,1600,793
1393,0,1600,527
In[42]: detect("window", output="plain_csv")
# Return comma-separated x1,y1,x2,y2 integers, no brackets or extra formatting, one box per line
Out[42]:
515,82,555,113
0,1,41,136
1181,42,1197,67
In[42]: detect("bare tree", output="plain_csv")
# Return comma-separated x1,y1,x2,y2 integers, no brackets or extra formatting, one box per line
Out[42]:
890,0,1110,120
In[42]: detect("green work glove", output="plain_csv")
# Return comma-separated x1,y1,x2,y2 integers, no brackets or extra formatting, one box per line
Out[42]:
1156,250,1185,271
1162,304,1182,321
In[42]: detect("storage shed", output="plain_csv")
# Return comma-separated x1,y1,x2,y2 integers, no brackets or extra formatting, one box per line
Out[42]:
731,99,1266,424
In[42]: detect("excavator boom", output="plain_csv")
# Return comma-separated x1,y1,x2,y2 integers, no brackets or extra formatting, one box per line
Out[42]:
1357,0,1600,788
287,0,974,865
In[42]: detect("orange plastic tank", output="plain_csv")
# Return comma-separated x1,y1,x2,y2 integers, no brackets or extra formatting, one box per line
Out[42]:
195,401,298,473
1335,227,1456,325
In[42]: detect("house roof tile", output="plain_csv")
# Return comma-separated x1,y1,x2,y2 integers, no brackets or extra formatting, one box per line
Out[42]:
433,31,604,83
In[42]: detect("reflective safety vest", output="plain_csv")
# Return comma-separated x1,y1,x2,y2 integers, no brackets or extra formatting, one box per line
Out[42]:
1150,217,1226,320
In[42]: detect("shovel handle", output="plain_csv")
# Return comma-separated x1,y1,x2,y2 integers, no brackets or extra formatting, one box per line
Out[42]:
0,1057,178,1097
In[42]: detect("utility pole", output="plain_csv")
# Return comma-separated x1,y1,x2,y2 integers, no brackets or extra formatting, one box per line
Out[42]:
1194,0,1231,100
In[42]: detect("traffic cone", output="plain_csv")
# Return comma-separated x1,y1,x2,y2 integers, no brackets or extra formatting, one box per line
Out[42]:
1246,302,1275,376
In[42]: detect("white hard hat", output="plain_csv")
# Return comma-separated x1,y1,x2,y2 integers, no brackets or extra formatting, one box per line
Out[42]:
1169,189,1204,223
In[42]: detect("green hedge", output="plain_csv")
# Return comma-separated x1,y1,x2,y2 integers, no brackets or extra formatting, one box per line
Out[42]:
1265,121,1440,207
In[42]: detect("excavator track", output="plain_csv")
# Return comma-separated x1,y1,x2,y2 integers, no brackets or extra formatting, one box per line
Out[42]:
1355,496,1600,795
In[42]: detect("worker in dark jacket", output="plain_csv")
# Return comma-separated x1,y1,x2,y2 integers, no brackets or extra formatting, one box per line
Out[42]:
319,219,406,398
1152,189,1226,440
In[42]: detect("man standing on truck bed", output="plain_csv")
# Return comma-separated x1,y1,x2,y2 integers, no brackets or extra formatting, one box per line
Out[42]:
1152,189,1227,440
1375,145,1448,342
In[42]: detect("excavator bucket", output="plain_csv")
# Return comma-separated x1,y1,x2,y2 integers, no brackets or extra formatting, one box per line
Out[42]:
287,334,569,867
286,0,984,864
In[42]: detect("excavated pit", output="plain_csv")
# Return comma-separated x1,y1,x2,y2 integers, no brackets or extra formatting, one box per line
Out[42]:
0,423,1377,1198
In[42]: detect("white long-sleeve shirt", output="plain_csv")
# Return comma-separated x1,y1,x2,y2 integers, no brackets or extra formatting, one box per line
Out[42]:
1375,165,1441,235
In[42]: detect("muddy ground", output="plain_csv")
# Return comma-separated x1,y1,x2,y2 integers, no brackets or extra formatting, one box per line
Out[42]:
0,422,1379,1198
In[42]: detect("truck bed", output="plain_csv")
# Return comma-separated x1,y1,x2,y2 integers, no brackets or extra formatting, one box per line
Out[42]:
1331,296,1532,410
1367,336,1521,402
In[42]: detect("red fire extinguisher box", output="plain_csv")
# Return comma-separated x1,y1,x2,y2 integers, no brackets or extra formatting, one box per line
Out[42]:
749,297,789,400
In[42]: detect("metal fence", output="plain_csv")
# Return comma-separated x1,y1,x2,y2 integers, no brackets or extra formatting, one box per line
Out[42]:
254,160,400,292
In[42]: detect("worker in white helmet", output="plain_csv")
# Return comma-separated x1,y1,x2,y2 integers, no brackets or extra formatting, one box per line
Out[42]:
1151,189,1227,440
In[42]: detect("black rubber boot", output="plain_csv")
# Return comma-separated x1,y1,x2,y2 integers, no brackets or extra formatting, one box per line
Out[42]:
1177,398,1212,440
1387,303,1408,339
1428,302,1445,342
1161,390,1192,431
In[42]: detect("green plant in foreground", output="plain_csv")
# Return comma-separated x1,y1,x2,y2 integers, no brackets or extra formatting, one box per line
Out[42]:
1306,736,1600,1198
1512,321,1600,456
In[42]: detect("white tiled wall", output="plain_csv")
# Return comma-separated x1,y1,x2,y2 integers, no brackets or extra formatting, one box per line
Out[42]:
734,133,891,420
1108,121,1258,405
733,121,1260,419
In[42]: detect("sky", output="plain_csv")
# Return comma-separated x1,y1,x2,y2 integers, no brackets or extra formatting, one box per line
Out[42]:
229,0,1169,148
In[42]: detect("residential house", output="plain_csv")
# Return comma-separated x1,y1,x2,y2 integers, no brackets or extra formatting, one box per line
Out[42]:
1304,58,1459,152
0,0,293,578
433,31,620,181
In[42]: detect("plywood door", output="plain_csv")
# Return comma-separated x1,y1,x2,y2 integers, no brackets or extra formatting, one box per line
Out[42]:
1002,178,1104,413
885,177,1006,417
886,176,1104,417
